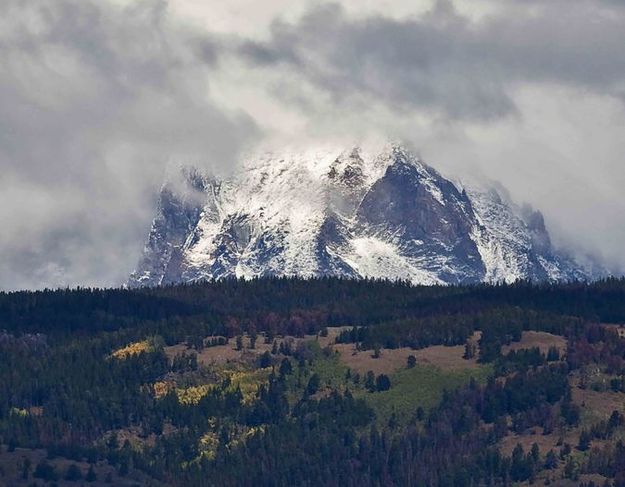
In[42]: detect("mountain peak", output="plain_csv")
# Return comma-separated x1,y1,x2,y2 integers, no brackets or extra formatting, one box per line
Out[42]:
129,145,603,287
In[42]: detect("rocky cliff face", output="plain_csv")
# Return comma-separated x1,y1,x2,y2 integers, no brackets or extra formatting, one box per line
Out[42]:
129,144,598,287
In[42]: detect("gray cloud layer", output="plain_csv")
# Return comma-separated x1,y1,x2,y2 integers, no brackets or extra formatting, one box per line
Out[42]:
1,0,625,289
239,1,625,120
0,0,257,289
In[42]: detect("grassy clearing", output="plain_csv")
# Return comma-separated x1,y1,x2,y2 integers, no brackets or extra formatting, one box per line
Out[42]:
361,363,492,425
281,347,351,404
501,331,567,356
311,351,351,388
277,340,492,425
570,372,625,428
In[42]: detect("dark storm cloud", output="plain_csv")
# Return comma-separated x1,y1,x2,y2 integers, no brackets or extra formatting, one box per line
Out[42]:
238,1,625,120
0,0,257,290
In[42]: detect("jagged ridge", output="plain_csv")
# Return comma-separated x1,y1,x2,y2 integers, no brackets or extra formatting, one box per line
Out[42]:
129,145,598,287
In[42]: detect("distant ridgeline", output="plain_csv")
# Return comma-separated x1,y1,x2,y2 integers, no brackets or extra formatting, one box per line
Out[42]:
2,278,625,486
1,278,625,338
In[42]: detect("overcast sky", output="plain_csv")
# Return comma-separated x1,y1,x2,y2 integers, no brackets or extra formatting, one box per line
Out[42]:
1,0,625,290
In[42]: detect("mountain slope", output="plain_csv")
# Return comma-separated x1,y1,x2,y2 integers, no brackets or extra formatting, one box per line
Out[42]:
129,145,598,287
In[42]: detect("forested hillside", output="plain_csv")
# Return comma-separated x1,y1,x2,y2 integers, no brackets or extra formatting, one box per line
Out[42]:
2,278,625,486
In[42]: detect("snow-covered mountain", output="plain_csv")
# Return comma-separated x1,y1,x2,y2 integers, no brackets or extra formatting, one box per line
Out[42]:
128,144,599,287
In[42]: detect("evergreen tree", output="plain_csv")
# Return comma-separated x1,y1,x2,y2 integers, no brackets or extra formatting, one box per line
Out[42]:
530,442,540,464
544,449,558,469
463,340,476,359
407,355,417,368
510,444,530,482
86,465,97,482
21,458,31,480
279,358,292,377
64,464,82,481
547,345,560,361
564,456,580,480
306,373,320,396
578,430,592,451
33,461,58,482
259,351,272,368
375,374,391,392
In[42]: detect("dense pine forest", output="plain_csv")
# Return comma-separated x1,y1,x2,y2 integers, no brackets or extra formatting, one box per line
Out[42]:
2,277,625,486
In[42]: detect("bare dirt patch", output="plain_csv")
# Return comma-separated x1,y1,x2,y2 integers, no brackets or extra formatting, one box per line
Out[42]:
165,327,479,377
333,343,414,375
502,331,566,356
164,326,352,368
318,326,353,347
498,427,561,457
413,344,480,371
334,341,479,376
571,382,625,420
166,341,279,367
